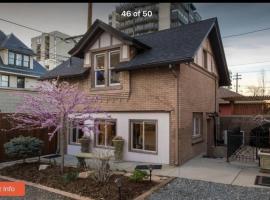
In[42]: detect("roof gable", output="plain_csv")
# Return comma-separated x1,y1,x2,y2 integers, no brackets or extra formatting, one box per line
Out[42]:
0,33,34,55
68,19,151,58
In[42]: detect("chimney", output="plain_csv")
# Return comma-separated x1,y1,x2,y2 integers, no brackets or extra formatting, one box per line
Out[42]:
87,3,92,29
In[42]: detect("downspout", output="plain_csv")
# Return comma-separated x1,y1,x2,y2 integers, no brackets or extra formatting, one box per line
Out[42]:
169,64,180,165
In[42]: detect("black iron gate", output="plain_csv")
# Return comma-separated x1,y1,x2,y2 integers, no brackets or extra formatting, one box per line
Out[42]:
227,126,270,163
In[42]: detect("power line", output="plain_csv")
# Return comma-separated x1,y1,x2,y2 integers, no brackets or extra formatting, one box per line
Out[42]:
222,26,270,39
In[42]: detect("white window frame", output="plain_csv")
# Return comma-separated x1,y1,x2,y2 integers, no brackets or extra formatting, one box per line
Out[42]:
108,50,121,86
23,55,30,68
95,119,117,148
8,51,15,65
94,53,106,87
192,113,202,138
130,120,157,154
15,53,23,66
0,75,9,87
69,124,84,145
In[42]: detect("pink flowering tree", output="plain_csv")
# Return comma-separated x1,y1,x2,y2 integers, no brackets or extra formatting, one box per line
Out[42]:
8,79,101,173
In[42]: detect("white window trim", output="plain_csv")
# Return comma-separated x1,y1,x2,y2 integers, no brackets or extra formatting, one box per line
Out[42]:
0,75,9,88
94,53,106,87
95,119,116,148
69,125,83,145
108,50,121,86
130,120,157,154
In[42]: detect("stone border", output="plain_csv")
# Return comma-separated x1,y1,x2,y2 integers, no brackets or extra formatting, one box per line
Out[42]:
0,174,175,200
134,177,176,200
0,175,94,200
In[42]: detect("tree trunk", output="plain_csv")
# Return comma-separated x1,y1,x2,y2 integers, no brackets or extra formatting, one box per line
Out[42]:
60,116,65,174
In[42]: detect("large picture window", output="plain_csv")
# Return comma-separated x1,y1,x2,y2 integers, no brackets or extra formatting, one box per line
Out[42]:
0,75,9,87
192,112,203,138
109,51,120,85
94,54,105,87
130,120,157,153
95,119,117,147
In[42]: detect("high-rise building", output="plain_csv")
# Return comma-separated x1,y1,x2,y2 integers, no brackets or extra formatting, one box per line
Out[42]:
31,31,78,70
108,3,201,36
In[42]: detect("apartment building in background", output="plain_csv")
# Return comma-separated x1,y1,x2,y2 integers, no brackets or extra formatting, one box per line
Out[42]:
31,31,77,70
108,3,201,36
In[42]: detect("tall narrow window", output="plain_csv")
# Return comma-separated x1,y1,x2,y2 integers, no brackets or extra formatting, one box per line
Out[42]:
17,77,25,88
69,123,84,145
130,120,157,153
94,54,105,87
23,55,30,67
192,113,203,138
203,49,208,69
16,54,22,66
8,52,15,65
109,51,120,85
95,119,117,147
0,75,9,87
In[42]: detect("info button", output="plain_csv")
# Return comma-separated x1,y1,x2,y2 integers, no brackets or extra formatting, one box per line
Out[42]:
0,181,25,196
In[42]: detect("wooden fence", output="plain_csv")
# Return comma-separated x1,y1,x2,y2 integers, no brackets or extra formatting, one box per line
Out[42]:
0,113,57,162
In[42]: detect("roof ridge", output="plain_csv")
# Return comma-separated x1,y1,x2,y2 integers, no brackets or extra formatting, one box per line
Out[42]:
134,17,217,38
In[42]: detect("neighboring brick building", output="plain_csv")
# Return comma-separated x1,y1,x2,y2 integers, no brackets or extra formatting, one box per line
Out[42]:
41,18,230,165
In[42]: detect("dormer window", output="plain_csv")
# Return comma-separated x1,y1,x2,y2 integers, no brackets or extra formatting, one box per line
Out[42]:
8,51,30,68
109,50,120,85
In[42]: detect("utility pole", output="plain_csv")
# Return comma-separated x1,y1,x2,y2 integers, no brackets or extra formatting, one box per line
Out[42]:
87,2,92,29
233,73,242,93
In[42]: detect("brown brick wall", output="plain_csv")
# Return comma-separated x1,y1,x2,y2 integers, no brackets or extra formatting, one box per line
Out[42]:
64,62,218,165
178,63,218,164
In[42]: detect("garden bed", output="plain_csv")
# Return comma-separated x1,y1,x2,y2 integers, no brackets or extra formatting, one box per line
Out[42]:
0,162,158,200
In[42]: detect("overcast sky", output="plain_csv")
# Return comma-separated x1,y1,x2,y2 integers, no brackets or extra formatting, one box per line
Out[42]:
0,3,270,94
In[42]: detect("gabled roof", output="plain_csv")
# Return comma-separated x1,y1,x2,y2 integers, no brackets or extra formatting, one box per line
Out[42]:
0,32,35,55
0,56,47,77
218,88,243,104
69,19,151,58
39,57,88,80
116,18,230,86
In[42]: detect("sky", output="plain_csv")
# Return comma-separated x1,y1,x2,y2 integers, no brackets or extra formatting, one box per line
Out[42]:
0,3,270,95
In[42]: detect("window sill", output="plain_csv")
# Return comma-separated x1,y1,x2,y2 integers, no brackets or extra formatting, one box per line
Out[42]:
90,85,122,91
192,136,203,145
129,149,158,155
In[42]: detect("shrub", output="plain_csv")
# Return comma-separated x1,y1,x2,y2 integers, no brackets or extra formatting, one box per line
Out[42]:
129,169,148,182
4,136,44,162
62,171,78,184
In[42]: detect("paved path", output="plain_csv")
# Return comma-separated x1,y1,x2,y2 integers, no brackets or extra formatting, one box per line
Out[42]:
0,179,72,200
148,178,270,200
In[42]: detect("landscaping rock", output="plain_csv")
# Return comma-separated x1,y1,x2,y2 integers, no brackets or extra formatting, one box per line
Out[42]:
39,164,50,171
78,171,94,179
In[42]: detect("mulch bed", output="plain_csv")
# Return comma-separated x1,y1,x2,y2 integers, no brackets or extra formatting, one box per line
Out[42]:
0,162,158,200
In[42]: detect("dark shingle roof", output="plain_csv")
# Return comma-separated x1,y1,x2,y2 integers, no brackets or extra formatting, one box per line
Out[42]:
69,19,151,58
0,33,35,55
39,57,88,80
218,88,243,104
0,57,47,77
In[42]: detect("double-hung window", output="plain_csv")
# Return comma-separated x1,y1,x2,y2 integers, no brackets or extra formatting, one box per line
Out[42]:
8,52,15,65
130,120,157,153
17,77,25,88
109,50,120,85
16,54,23,66
23,55,30,67
95,119,117,147
192,113,203,138
0,75,9,87
94,54,105,87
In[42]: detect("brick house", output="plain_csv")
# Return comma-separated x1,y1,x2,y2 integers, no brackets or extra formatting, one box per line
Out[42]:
41,18,230,165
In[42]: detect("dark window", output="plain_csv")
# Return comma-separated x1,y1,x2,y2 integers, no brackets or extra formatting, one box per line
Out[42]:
69,123,84,144
17,77,25,88
109,51,120,85
192,112,203,138
0,75,9,87
95,119,117,147
203,49,208,69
